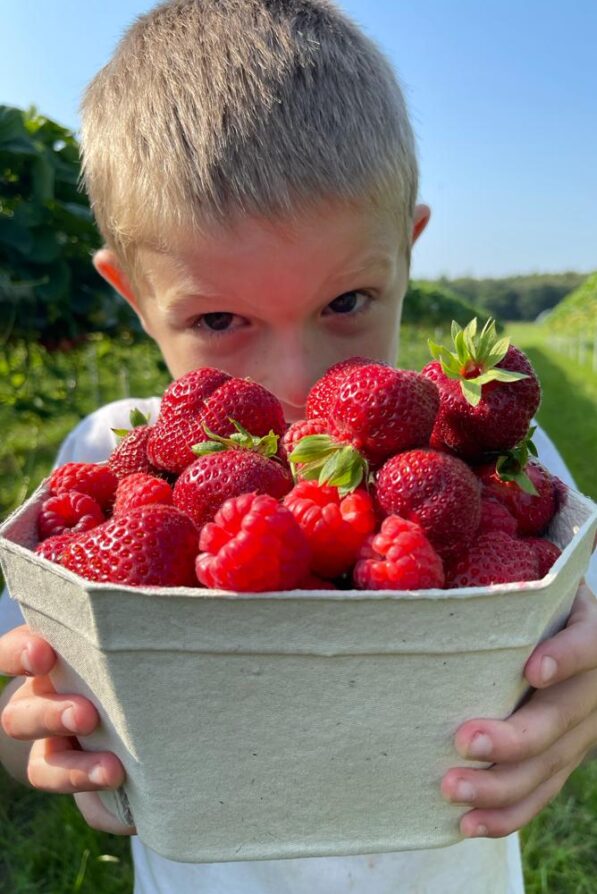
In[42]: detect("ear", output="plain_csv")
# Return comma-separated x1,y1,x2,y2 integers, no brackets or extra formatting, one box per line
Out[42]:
93,248,153,335
411,204,431,245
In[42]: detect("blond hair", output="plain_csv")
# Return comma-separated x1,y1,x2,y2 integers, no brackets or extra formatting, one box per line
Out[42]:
80,0,419,270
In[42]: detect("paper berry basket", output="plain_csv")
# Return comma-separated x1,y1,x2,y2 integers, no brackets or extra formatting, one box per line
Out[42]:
1,478,596,864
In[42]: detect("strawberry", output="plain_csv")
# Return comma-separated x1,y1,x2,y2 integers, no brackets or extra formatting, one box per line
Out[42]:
283,481,376,578
445,532,540,588
195,492,311,591
146,368,286,474
113,473,173,516
61,505,199,587
108,409,164,480
524,538,562,577
173,448,292,530
305,356,370,420
353,516,445,590
476,459,558,536
374,448,481,558
38,491,104,540
307,360,439,466
35,531,80,563
477,494,518,537
49,462,118,510
421,318,541,460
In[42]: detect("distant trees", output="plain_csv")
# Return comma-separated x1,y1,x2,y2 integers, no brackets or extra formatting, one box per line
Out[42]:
441,274,587,322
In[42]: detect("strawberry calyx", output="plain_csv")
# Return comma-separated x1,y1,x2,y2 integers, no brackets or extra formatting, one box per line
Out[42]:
428,318,529,407
492,427,539,496
112,408,151,439
288,434,368,496
191,418,280,459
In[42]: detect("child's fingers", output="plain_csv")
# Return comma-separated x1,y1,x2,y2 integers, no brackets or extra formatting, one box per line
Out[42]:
458,764,571,839
524,582,597,689
442,713,593,809
28,736,126,794
74,791,137,835
1,684,99,740
0,626,56,677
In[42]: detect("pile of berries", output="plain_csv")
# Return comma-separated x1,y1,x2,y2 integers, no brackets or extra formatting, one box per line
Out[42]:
35,319,565,592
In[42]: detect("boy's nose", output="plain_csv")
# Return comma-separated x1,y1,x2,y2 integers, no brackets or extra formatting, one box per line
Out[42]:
252,338,317,419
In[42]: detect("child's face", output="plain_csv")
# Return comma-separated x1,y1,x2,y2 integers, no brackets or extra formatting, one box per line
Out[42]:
95,201,429,422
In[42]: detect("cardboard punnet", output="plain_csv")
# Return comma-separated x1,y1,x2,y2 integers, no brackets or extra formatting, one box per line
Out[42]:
1,479,596,864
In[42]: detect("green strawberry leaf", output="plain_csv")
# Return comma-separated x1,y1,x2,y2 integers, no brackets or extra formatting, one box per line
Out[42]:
111,427,130,439
130,408,150,428
191,440,228,456
289,435,337,465
460,378,482,406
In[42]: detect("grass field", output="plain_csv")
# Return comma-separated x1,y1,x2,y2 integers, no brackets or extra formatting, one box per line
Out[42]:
1,324,596,892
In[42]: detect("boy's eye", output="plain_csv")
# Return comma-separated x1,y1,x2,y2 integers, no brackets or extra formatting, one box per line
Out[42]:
201,312,235,331
323,291,370,316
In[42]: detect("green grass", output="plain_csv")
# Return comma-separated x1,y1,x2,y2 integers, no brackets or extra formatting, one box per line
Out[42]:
1,327,597,892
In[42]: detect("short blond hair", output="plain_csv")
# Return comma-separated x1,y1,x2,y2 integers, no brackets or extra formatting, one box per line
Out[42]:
80,0,419,270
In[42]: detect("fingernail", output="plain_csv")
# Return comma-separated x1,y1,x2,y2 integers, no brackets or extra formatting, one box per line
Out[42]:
61,706,78,733
454,780,476,802
467,733,493,759
472,824,488,837
89,764,106,786
541,656,557,684
21,645,33,675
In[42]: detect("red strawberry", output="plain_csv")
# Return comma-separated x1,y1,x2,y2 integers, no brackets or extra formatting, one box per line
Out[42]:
35,531,80,564
445,532,540,588
354,516,445,590
38,491,104,540
61,505,199,587
374,448,481,558
108,409,164,480
173,448,292,530
421,318,540,461
195,492,311,591
283,481,376,578
146,368,286,474
49,462,117,510
476,460,558,536
113,473,173,516
307,361,439,466
523,538,562,577
477,494,518,537
305,357,370,420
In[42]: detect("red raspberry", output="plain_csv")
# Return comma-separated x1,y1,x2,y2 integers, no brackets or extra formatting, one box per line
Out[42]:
280,418,335,464
477,494,518,537
524,538,562,578
38,491,104,540
196,492,311,592
113,473,173,516
283,481,376,578
445,532,539,588
35,532,79,563
354,516,445,590
49,462,118,510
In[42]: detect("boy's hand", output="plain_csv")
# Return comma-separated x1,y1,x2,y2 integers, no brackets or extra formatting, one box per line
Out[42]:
441,581,597,837
0,625,135,835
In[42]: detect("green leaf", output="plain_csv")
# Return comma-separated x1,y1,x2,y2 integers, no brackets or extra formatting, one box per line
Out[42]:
460,378,482,406
289,435,337,464
454,329,468,365
485,336,510,367
191,441,228,456
317,445,365,493
450,320,462,342
487,369,529,384
130,408,149,427
111,427,130,439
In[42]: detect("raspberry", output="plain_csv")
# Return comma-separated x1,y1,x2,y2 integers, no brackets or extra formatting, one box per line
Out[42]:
445,532,539,588
283,481,376,578
113,473,173,516
524,538,562,577
49,462,118,510
353,516,445,590
35,532,79,563
280,418,334,464
38,491,104,540
195,492,311,591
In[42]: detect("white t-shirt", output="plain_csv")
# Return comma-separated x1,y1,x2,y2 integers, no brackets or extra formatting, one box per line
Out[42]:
2,397,595,894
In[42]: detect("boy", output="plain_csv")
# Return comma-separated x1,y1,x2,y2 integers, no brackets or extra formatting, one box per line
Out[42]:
1,1,597,892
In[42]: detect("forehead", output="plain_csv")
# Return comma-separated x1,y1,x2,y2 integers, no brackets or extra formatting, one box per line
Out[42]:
137,201,402,298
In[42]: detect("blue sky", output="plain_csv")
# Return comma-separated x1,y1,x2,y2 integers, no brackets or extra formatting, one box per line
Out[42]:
2,0,596,279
